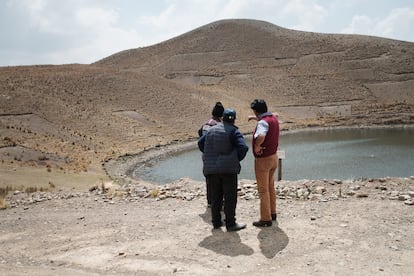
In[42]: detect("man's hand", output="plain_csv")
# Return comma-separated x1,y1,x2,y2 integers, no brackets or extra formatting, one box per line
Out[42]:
254,134,266,155
248,115,258,121
254,144,265,155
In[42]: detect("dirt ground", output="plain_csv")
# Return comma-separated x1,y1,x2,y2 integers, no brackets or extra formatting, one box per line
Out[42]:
1,175,413,276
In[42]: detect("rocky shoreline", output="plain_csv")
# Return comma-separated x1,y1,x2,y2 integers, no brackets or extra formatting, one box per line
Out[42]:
5,175,414,210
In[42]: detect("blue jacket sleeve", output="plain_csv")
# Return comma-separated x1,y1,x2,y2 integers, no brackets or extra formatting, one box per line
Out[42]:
198,134,206,153
231,129,248,161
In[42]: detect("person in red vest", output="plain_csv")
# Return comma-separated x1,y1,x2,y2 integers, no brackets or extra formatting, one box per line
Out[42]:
249,99,280,227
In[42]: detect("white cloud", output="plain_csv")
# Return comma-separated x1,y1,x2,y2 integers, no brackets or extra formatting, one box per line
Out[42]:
45,27,141,64
218,0,250,18
342,7,414,42
26,0,47,11
75,7,118,28
376,8,414,42
342,15,374,35
136,0,223,45
135,0,330,45
70,6,145,63
281,0,327,31
0,0,413,65
1,1,143,64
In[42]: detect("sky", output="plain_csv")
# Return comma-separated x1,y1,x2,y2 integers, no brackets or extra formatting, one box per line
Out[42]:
1,0,413,66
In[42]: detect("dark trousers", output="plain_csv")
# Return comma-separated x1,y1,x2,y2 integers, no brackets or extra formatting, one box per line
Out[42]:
207,174,238,228
205,176,212,205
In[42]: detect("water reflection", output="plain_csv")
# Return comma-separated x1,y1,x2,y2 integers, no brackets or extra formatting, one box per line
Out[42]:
133,127,414,183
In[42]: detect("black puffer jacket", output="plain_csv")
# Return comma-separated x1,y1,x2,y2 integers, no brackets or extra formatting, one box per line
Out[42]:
198,122,248,176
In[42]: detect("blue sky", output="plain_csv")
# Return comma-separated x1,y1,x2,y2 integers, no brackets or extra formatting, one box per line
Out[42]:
1,0,413,66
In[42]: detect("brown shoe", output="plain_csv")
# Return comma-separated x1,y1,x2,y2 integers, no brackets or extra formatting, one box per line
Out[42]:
253,220,272,227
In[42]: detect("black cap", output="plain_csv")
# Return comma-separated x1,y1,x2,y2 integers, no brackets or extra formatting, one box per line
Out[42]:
223,108,236,122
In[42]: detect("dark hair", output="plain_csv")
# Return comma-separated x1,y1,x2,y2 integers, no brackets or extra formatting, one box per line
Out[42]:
212,102,224,117
250,99,267,113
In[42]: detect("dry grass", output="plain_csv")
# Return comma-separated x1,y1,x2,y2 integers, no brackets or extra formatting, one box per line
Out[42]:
88,180,124,198
0,186,12,209
0,198,6,209
0,182,56,209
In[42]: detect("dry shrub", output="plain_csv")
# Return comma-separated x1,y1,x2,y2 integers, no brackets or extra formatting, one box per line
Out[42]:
0,186,12,210
25,186,38,194
101,181,121,195
149,189,159,197
0,186,13,197
49,181,55,189
38,155,49,161
0,187,6,198
25,185,51,193
88,180,123,198
3,137,16,146
0,198,7,209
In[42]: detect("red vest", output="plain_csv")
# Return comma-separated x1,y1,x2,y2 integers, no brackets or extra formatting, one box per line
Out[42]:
253,114,279,158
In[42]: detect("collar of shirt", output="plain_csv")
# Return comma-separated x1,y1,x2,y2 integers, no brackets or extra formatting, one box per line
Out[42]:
258,112,273,120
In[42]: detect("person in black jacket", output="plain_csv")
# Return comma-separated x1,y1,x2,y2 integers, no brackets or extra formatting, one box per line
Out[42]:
198,102,224,137
198,108,248,232
198,102,224,207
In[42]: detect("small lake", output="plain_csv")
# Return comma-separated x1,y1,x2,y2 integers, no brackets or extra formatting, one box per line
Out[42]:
132,127,414,183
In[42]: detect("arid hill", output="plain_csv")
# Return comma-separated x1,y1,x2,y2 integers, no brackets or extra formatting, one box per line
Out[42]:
0,19,413,174
97,19,414,124
1,19,413,276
